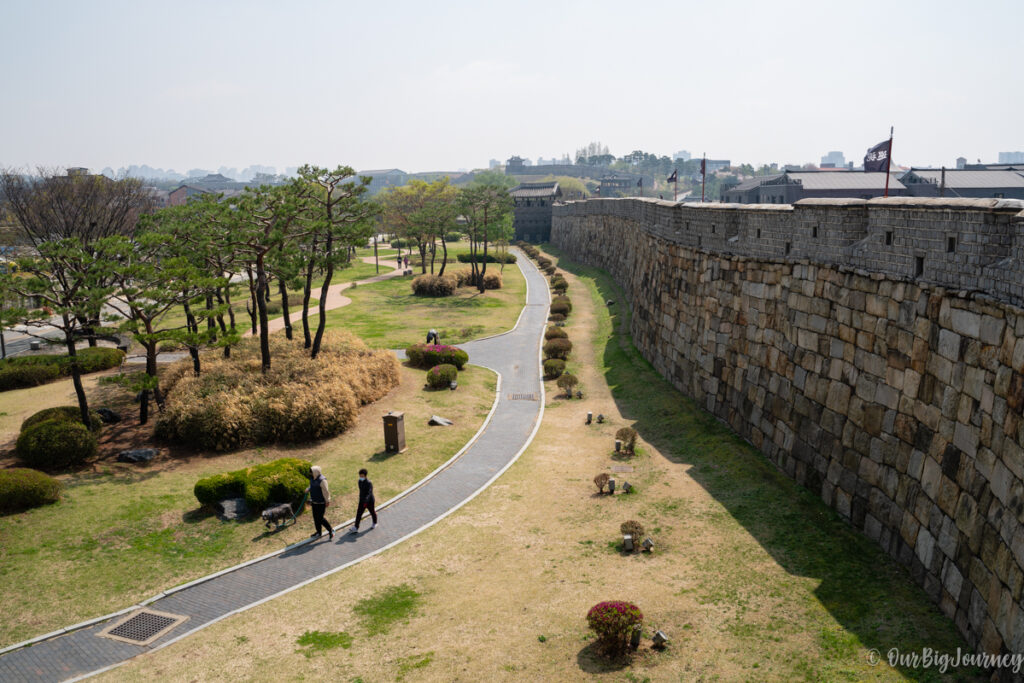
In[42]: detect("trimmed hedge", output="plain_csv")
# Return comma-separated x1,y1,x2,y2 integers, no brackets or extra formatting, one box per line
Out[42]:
426,363,458,389
194,457,312,511
556,372,579,396
0,468,62,513
551,277,568,294
548,313,566,323
405,344,469,370
543,338,573,360
482,272,502,290
390,239,415,248
0,347,125,392
549,301,571,317
455,252,516,264
544,326,567,340
543,266,556,276
16,419,98,471
411,274,456,297
616,427,638,453
22,406,103,434
543,358,565,380
537,257,551,268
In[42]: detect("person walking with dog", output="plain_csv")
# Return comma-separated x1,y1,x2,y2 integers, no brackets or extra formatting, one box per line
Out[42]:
305,465,334,540
348,468,377,533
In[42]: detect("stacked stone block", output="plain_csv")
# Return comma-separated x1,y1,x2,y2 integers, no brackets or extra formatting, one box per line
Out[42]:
553,198,1024,657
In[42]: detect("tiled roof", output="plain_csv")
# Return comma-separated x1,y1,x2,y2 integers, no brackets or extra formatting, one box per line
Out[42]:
782,172,905,190
904,169,1024,189
510,181,560,198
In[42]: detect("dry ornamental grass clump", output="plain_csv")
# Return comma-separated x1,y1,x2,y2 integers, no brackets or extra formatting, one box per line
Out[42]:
156,331,400,451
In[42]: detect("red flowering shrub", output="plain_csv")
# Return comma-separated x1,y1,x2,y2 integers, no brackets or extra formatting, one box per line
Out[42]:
405,343,469,370
586,601,643,655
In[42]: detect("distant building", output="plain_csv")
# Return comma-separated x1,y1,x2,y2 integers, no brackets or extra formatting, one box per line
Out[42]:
820,151,846,168
674,150,692,162
998,152,1024,164
900,168,1024,200
704,159,731,173
599,175,637,198
358,169,408,195
956,157,968,169
489,159,501,169
168,185,210,206
510,181,562,242
720,170,906,203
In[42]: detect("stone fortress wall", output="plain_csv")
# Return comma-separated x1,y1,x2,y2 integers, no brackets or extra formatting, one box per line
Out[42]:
551,196,1024,656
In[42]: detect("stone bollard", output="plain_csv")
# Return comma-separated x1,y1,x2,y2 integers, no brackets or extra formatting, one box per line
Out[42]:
607,478,615,494
586,411,593,425
622,534,634,551
615,439,622,452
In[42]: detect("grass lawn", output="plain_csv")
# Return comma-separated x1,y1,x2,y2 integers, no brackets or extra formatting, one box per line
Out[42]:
0,362,496,648
324,258,525,349
105,247,984,681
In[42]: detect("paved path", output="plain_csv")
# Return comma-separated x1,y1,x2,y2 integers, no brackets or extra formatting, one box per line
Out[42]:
0,250,548,682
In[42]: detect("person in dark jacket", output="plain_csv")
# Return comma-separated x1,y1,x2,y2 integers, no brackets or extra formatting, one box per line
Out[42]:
305,465,334,540
426,329,439,344
348,468,377,533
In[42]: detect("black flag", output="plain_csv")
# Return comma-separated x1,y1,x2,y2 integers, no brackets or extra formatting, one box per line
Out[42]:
667,169,677,183
864,139,891,172
637,178,642,187
700,158,706,175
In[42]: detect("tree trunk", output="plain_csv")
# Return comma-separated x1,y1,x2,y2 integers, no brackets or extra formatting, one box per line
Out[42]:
301,256,315,348
479,237,489,293
183,299,201,376
310,235,333,360
256,253,271,372
438,236,448,276
206,294,217,345
139,339,161,424
278,278,293,340
217,287,233,358
418,240,428,274
245,267,258,335
63,314,90,427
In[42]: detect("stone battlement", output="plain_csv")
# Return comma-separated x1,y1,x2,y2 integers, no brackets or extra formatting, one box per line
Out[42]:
554,197,1024,307
552,197,1024,658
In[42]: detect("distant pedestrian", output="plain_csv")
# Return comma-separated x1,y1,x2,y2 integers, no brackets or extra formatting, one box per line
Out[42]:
396,254,402,268
348,468,377,533
426,328,439,344
403,256,409,269
305,465,334,540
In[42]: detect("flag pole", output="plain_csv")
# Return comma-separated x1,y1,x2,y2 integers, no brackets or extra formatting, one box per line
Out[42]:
701,153,706,203
674,171,678,202
884,126,894,198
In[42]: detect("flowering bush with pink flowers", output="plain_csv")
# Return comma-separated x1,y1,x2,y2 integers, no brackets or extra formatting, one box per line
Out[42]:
426,363,457,389
586,601,643,655
404,343,468,370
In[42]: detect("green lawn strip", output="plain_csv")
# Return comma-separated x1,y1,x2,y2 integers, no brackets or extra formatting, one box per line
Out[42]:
353,583,422,636
543,244,982,681
0,365,496,648
324,262,525,349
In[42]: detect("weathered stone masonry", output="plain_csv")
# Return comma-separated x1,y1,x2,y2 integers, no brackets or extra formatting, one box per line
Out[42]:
552,196,1024,656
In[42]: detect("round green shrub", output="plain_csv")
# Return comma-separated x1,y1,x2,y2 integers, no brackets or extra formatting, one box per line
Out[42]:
543,358,565,380
544,326,567,340
548,313,566,323
543,265,556,276
0,364,60,391
537,257,552,269
556,372,579,396
426,363,458,389
405,343,468,370
16,419,98,471
552,295,572,310
22,406,103,434
455,252,516,264
444,231,463,243
543,338,573,360
586,601,643,656
194,471,247,507
551,277,568,294
0,468,62,513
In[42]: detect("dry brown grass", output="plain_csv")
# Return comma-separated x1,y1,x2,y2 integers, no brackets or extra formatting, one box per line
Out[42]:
155,332,399,450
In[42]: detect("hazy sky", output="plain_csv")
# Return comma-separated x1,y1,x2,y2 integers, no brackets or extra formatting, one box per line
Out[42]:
2,0,1022,174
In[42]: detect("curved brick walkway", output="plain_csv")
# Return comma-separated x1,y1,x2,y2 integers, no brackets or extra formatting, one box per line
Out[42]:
0,251,548,683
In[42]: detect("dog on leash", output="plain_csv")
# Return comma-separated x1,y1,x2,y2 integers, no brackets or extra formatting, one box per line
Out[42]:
261,503,293,529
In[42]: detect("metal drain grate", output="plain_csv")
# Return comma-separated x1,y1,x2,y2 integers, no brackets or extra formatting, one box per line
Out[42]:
508,393,538,401
98,609,188,646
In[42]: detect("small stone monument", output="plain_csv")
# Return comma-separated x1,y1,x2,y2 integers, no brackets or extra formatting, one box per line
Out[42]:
586,411,592,425
622,534,634,551
652,630,669,648
607,478,616,494
615,439,622,452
